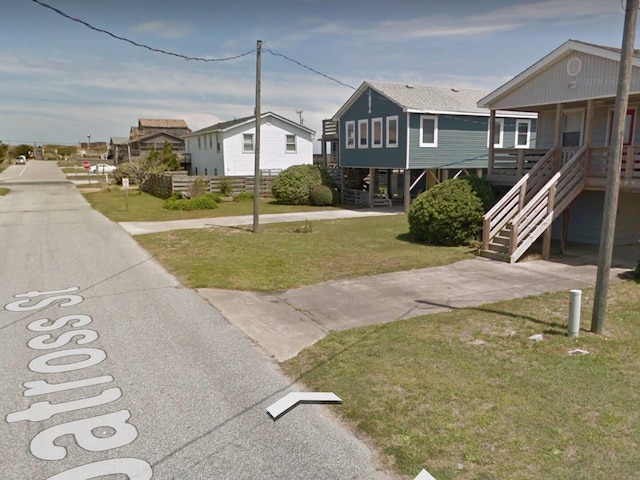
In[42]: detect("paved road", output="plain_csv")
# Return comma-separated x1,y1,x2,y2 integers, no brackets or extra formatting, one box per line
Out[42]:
0,162,393,479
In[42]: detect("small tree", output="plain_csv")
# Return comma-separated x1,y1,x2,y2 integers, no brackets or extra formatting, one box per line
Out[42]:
0,141,8,161
130,141,181,192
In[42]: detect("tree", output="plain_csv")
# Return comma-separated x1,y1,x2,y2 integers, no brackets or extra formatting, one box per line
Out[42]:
128,140,181,193
12,144,32,157
0,141,8,161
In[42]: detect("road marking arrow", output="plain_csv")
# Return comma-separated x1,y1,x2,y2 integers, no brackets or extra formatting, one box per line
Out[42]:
415,469,437,480
266,392,342,420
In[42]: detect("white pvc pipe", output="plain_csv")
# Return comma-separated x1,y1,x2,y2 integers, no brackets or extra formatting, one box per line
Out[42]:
568,289,582,337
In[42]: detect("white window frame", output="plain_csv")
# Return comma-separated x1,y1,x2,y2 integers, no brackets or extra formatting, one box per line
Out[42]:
197,136,202,150
419,115,438,148
209,135,213,149
358,119,369,148
345,120,355,149
488,118,504,148
515,119,531,148
372,117,383,148
285,134,297,153
386,115,398,148
562,108,585,147
242,133,254,153
216,133,221,153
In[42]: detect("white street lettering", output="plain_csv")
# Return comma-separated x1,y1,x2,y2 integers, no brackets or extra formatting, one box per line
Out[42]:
23,376,114,397
28,329,99,350
6,388,122,423
46,458,153,480
5,287,151,477
28,348,107,374
28,315,93,332
5,294,84,312
14,287,80,298
30,410,139,461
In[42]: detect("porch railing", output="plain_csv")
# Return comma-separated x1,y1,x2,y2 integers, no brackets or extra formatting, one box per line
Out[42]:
507,146,589,262
482,146,561,251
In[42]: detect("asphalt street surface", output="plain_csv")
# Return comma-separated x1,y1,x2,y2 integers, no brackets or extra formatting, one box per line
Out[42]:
0,161,392,480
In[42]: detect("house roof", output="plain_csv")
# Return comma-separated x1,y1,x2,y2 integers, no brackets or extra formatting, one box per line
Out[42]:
109,136,128,145
138,118,189,129
184,111,316,137
129,131,186,143
478,39,640,109
332,81,533,120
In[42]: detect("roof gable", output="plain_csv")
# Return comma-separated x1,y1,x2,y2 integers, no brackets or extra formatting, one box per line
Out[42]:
186,112,315,137
333,81,492,120
138,118,189,129
478,39,640,109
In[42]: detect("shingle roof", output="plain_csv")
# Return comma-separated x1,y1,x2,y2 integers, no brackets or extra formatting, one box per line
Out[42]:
138,118,188,128
110,136,128,145
367,82,491,114
568,39,640,58
185,112,315,137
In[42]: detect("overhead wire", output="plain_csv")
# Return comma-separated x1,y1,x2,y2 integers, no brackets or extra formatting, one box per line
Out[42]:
31,0,255,62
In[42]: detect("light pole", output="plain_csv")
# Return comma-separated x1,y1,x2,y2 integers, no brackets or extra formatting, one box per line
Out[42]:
87,134,91,159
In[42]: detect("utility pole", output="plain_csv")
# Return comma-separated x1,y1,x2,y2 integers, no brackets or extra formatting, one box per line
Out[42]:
591,0,638,333
296,110,304,125
253,40,262,233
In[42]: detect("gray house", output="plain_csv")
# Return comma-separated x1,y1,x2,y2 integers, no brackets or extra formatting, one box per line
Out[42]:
478,39,640,263
330,81,537,207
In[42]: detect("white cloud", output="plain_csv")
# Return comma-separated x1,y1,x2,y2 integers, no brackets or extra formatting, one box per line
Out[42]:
131,20,192,38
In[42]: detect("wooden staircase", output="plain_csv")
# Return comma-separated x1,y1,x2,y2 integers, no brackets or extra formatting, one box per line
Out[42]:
480,145,590,263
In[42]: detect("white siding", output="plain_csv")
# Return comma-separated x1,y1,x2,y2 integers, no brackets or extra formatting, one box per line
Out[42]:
493,52,640,110
188,134,224,176
222,116,313,176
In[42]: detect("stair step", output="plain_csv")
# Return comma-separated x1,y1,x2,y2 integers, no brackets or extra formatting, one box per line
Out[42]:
478,249,512,262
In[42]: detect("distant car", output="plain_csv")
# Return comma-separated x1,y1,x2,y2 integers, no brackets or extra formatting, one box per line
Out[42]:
89,163,117,173
15,155,26,164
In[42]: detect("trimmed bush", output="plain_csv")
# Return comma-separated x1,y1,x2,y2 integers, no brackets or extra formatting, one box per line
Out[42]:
233,191,254,202
272,164,335,205
162,193,221,211
408,179,484,246
309,185,334,206
458,175,496,211
113,162,138,185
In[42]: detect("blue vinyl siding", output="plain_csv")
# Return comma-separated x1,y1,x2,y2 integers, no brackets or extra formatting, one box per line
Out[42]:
408,113,490,169
339,91,406,168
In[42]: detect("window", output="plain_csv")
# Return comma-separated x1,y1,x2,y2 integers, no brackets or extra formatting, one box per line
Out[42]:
419,115,438,147
203,135,207,150
386,116,398,147
346,120,355,149
216,133,221,152
285,134,296,153
515,120,531,148
489,118,504,148
358,119,369,148
243,133,254,153
372,118,382,148
197,136,201,149
562,110,584,147
209,135,213,149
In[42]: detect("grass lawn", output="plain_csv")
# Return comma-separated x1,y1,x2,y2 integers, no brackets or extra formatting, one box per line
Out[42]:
0,187,9,196
136,215,474,290
283,279,640,479
83,187,348,222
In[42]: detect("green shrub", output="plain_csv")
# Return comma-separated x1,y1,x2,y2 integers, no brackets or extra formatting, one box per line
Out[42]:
162,193,220,211
309,185,334,206
272,164,335,205
458,175,496,211
219,178,233,197
408,179,484,246
189,177,210,198
234,191,254,202
113,162,138,185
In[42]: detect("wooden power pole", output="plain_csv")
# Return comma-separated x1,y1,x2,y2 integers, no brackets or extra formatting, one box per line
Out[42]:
253,40,262,233
591,0,639,333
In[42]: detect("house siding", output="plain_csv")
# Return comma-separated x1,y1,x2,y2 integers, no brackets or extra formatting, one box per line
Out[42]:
552,191,640,245
338,90,407,168
223,117,313,176
492,51,640,110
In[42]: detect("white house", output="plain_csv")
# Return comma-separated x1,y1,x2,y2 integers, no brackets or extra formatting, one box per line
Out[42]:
183,112,315,176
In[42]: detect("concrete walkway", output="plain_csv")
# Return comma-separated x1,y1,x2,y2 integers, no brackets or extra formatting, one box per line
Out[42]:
117,208,637,363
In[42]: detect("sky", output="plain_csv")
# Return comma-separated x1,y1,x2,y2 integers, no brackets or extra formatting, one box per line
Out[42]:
0,0,637,152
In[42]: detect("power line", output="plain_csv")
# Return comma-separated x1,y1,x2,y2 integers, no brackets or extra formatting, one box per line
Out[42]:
31,0,255,62
264,47,357,90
